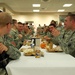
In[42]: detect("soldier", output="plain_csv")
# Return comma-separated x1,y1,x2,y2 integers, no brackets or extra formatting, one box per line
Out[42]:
0,12,21,75
29,23,35,36
23,23,33,40
8,19,18,47
9,19,23,49
49,13,75,57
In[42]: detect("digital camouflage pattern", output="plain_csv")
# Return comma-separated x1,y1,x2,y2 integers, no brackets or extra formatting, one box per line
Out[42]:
52,29,75,57
0,35,21,75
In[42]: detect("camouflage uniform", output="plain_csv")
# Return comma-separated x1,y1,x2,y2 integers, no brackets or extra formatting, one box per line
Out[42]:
37,27,43,36
56,25,64,31
29,25,35,35
45,27,64,45
9,28,22,49
0,35,21,75
52,29,75,57
22,30,35,41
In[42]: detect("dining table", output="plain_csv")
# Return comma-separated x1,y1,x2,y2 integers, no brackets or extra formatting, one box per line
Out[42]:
6,46,75,75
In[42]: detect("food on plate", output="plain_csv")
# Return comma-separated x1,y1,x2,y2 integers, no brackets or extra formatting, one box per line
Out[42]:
23,48,44,57
46,45,63,52
40,42,46,49
35,50,44,58
53,46,63,52
20,48,26,52
24,52,36,56
46,45,55,52
49,41,53,49
23,48,35,56
46,41,53,49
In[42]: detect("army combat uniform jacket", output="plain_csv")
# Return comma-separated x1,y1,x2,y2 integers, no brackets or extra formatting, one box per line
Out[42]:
0,35,21,75
52,29,75,57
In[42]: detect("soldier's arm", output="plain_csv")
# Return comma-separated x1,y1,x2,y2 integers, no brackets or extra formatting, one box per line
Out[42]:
49,28,65,45
0,43,8,54
66,33,75,56
6,46,21,59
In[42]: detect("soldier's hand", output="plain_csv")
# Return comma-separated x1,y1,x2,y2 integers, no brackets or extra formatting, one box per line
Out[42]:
0,43,8,54
44,36,51,41
18,34,23,39
49,26,60,37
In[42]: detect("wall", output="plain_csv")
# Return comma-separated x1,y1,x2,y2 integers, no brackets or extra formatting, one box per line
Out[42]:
12,12,68,28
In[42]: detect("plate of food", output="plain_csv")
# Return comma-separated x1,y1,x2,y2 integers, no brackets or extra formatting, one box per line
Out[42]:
19,45,31,52
23,48,44,57
23,48,36,56
46,45,63,52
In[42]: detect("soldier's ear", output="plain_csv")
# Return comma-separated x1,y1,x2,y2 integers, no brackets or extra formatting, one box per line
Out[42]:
6,23,11,29
71,20,75,24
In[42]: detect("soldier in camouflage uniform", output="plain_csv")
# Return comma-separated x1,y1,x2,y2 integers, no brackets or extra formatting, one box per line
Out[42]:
16,22,24,48
23,23,33,40
29,23,35,36
0,12,21,75
8,19,19,46
49,13,75,57
43,24,58,44
9,20,23,49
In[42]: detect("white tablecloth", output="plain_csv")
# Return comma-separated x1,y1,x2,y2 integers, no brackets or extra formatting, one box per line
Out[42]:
6,50,75,75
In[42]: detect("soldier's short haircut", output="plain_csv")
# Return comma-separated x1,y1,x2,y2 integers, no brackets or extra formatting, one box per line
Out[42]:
0,12,12,27
68,12,75,21
12,19,17,25
18,22,23,25
25,22,28,25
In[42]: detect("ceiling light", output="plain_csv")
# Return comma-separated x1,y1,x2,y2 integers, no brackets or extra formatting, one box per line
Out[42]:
63,4,72,7
32,4,40,7
58,9,65,12
33,10,40,12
